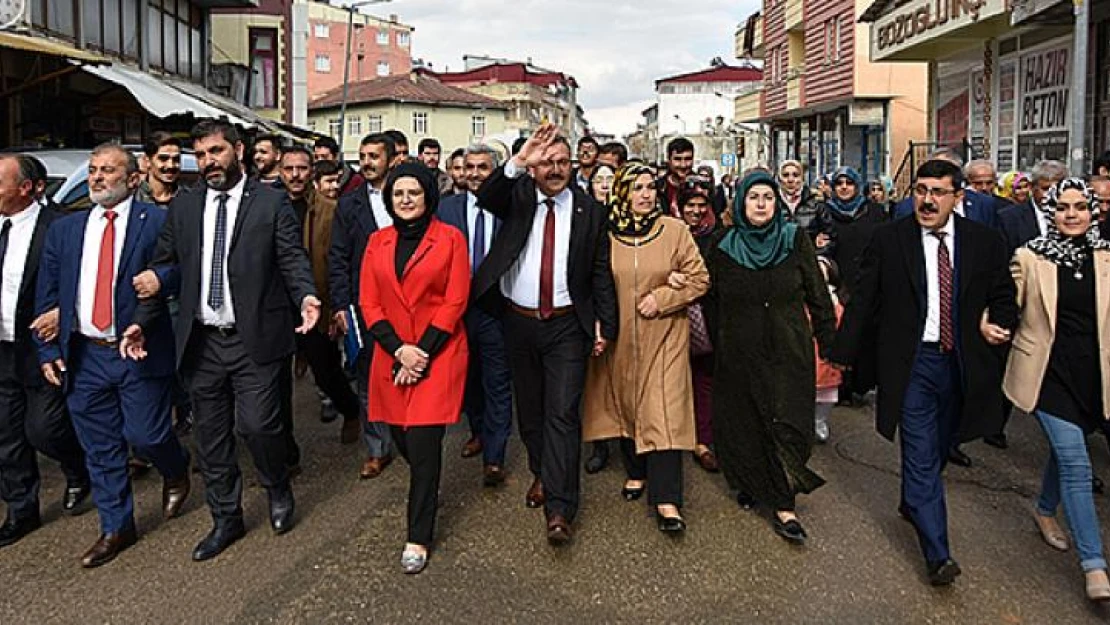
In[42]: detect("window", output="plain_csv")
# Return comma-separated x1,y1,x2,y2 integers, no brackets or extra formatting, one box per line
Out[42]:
250,28,279,108
412,112,428,135
314,23,329,38
377,29,389,45
368,114,383,133
329,118,342,138
348,115,362,137
398,31,410,47
308,119,317,132
832,16,842,63
377,61,390,76
471,115,487,137
315,54,331,73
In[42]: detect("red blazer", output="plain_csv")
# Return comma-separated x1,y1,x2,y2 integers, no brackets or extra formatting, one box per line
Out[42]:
359,218,470,427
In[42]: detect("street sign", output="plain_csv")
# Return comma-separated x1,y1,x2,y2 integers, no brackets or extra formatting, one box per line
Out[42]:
721,153,737,167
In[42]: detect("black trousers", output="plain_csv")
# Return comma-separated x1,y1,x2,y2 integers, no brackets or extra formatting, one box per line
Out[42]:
503,311,590,521
618,439,683,507
277,355,301,468
183,327,291,521
297,329,360,421
0,343,86,521
389,425,445,546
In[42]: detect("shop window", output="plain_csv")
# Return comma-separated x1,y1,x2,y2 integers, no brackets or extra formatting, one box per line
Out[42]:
147,2,162,68
250,28,279,109
122,0,140,59
162,0,177,73
412,112,428,135
31,0,77,38
82,1,101,48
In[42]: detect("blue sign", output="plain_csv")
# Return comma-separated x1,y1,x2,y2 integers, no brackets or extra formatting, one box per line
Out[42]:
720,153,737,167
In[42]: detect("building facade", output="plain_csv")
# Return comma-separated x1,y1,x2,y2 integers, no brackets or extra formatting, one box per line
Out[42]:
308,73,510,160
737,0,929,186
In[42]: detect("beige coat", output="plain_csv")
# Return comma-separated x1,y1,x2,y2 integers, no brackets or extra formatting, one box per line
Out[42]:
1003,248,1110,419
583,217,709,453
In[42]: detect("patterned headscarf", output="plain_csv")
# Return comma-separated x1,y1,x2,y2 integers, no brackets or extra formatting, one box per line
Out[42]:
1024,178,1110,270
607,162,663,237
997,171,1028,200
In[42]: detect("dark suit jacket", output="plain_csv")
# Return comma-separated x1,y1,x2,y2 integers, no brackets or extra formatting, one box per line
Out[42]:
473,166,618,340
36,201,178,384
893,189,1000,229
998,198,1040,255
328,181,385,329
437,193,503,253
143,179,315,367
10,204,59,385
830,215,1017,443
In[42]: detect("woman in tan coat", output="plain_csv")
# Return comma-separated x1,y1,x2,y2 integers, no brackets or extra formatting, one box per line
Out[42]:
1003,178,1110,602
583,162,709,533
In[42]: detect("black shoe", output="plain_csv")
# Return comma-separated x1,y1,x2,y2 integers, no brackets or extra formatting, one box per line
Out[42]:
947,446,972,468
62,482,91,516
269,488,295,535
736,492,757,510
772,516,807,545
584,444,609,474
621,482,645,501
1095,476,1105,495
897,503,914,523
927,558,962,586
319,399,338,423
983,433,1008,449
191,519,246,562
656,511,687,534
0,514,42,548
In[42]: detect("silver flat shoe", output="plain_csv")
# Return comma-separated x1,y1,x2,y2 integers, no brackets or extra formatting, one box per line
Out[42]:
401,548,428,575
1033,511,1069,551
1087,570,1110,602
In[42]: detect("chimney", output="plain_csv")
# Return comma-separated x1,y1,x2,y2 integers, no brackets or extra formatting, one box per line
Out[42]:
409,70,419,84
389,13,398,22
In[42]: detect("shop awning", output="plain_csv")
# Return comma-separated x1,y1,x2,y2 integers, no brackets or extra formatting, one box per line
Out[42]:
0,31,105,64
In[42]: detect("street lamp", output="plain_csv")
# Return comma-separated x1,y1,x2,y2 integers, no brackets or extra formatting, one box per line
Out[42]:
339,0,393,153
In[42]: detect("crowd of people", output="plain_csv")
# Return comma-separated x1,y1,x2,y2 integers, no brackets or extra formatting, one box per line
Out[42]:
3,118,1110,599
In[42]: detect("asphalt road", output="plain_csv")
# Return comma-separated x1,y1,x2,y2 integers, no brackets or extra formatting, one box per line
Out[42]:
3,380,1110,624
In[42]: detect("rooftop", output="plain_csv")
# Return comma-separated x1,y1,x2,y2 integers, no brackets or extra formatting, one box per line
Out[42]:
655,65,763,87
309,73,508,110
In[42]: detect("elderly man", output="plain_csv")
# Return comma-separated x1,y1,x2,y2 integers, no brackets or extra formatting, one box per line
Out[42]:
998,160,1069,255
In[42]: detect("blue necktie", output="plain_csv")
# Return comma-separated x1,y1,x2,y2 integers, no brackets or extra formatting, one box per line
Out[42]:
207,193,229,310
471,209,486,274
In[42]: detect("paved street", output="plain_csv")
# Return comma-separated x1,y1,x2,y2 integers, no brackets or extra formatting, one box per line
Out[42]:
3,379,1110,624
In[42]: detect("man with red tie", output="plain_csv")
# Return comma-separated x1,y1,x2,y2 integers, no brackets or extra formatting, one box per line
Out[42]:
35,143,191,568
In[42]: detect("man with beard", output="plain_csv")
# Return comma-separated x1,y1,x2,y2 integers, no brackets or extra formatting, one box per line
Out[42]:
135,132,183,206
473,123,617,545
0,155,90,549
418,138,455,197
447,148,467,195
313,136,364,197
573,137,599,192
328,132,396,479
35,144,191,567
121,121,319,562
658,137,694,216
438,144,511,485
252,134,284,188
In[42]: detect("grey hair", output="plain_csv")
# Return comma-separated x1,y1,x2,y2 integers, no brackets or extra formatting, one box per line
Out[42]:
963,159,996,177
464,143,502,168
91,142,140,176
929,147,965,167
1031,160,1069,185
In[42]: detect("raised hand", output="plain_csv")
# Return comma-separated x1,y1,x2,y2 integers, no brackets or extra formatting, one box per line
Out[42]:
511,123,560,170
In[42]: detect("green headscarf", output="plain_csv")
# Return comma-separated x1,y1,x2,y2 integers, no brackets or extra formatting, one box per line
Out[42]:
717,171,797,269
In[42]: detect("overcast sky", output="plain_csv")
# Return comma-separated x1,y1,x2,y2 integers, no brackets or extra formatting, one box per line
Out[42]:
357,0,760,136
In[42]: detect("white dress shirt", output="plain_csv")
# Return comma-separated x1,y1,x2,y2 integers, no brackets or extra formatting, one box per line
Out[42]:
368,185,393,230
500,159,572,308
921,216,956,343
466,192,494,256
78,198,131,339
0,201,41,342
1034,202,1049,237
199,176,246,327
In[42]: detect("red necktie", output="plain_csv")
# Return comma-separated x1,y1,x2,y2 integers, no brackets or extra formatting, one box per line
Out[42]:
92,209,117,332
539,199,556,319
933,231,954,352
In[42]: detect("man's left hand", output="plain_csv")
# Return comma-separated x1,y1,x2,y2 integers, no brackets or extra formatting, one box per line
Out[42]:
297,296,321,334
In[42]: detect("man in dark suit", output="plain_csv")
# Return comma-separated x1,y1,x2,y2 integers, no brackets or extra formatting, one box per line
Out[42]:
831,159,1017,586
328,132,397,479
122,121,319,562
36,144,191,567
474,123,618,545
0,155,90,549
438,144,512,485
998,160,1069,255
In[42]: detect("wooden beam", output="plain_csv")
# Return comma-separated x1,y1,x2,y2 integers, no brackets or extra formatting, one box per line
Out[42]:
0,65,79,101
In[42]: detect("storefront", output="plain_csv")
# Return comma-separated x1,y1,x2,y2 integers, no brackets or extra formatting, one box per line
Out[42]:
768,103,890,184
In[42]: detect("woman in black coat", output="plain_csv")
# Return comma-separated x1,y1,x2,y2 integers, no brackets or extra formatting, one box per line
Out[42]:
808,166,887,305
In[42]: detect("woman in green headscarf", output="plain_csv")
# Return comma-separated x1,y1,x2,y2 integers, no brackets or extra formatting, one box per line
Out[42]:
582,162,709,534
705,171,837,545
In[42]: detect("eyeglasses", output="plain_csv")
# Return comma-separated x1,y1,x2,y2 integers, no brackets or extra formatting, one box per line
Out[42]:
684,176,712,190
912,185,957,199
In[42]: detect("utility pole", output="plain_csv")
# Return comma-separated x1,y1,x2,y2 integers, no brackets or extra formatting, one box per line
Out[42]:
338,0,392,156
1069,0,1090,175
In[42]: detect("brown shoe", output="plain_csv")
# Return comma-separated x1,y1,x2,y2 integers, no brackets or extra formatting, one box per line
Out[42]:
525,478,545,508
360,455,393,480
340,418,360,445
483,464,506,487
546,515,572,546
162,474,191,519
694,448,720,473
80,528,138,568
461,436,483,459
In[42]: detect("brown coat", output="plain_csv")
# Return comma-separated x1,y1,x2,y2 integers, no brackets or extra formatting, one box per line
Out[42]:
1003,248,1110,419
304,190,337,329
583,216,710,453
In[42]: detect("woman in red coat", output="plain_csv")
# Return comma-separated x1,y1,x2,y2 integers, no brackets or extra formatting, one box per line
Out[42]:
359,162,470,574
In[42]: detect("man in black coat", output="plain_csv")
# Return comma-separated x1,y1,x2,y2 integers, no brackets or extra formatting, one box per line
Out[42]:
474,123,617,545
831,159,1018,586
997,159,1068,255
124,120,319,562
